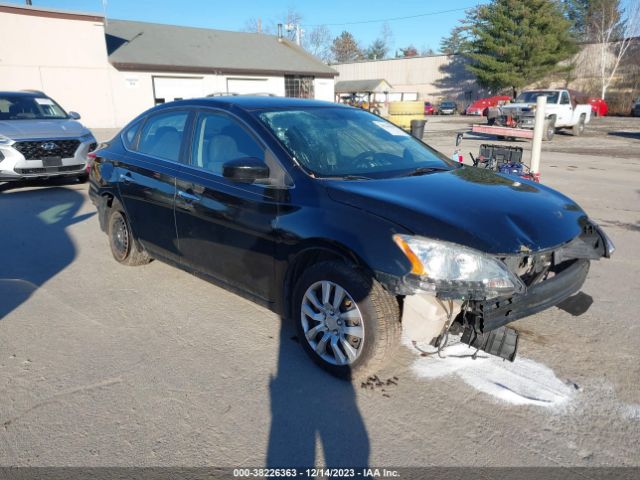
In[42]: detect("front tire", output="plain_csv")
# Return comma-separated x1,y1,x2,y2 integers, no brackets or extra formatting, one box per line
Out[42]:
293,261,400,380
107,207,151,266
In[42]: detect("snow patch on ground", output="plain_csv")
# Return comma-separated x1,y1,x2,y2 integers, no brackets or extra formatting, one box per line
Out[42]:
409,343,575,408
621,403,640,420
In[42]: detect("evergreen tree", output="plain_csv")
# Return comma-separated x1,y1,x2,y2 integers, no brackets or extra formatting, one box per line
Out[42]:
440,25,468,54
465,0,577,94
331,32,364,63
366,39,388,60
562,0,591,38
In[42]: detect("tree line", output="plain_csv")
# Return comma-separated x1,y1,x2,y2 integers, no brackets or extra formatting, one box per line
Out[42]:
245,0,639,100
243,10,432,64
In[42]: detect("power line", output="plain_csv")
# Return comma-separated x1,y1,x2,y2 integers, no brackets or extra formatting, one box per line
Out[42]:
301,6,476,27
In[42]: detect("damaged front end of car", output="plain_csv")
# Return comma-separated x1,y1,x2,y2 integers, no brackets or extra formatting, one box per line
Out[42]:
380,220,614,362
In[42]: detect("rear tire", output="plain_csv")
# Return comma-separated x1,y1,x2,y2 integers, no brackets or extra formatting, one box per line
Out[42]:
292,261,400,380
572,114,586,136
107,207,151,266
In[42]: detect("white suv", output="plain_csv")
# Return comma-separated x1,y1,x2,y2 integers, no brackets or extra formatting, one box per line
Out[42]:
0,91,96,183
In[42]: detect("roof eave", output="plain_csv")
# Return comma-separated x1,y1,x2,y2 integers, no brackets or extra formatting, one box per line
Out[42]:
111,62,337,78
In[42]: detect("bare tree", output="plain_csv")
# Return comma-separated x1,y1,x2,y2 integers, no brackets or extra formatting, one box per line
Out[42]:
305,25,333,63
380,22,393,49
280,8,303,42
420,45,435,56
590,0,640,99
243,17,270,34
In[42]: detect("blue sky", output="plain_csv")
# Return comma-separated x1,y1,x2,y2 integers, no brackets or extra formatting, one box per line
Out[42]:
6,0,485,54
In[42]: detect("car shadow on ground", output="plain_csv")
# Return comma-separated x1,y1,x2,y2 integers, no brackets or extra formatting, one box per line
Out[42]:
607,131,640,140
0,184,93,320
266,317,370,469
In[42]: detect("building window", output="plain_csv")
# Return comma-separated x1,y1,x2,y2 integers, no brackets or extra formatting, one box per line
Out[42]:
285,75,315,98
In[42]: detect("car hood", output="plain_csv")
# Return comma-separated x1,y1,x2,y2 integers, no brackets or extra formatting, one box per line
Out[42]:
501,103,534,110
0,119,90,140
326,166,586,255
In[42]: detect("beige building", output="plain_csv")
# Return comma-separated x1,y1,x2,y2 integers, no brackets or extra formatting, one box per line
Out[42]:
0,3,337,128
333,54,483,105
333,41,640,113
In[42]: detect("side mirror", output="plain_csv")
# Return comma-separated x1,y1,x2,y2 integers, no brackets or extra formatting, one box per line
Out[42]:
68,111,81,120
222,157,269,184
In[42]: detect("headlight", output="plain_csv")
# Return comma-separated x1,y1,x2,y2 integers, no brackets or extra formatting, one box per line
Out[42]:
0,135,14,145
393,235,525,299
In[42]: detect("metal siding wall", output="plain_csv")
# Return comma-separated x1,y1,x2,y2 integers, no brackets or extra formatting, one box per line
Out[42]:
334,56,483,101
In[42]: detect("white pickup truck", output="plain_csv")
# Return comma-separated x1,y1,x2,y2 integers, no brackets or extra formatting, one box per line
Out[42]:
498,89,592,141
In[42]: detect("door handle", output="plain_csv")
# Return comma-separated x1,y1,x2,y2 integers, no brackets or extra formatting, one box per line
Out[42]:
177,190,201,203
120,172,132,183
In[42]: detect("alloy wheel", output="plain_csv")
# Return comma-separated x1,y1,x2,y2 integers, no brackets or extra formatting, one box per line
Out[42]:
300,280,365,366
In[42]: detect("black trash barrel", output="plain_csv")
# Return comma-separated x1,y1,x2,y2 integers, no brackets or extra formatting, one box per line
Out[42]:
410,119,426,139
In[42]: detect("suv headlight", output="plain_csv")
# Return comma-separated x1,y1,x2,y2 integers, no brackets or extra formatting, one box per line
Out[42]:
393,235,525,299
0,135,14,145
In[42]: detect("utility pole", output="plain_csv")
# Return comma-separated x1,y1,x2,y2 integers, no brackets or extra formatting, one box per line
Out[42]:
530,95,546,182
26,0,32,5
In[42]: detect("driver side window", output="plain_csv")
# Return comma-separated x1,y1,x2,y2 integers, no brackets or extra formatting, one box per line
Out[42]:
191,112,264,176
560,92,571,105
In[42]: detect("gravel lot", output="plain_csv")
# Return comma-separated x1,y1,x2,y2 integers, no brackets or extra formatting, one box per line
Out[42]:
1,115,638,468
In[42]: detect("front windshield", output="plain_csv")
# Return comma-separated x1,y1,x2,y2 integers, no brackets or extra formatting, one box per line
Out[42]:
257,107,453,178
515,91,559,104
0,94,68,120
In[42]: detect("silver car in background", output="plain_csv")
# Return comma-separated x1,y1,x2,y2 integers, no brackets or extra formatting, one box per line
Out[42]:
0,91,96,183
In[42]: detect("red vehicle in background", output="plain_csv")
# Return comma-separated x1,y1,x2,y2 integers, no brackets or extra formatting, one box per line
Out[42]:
424,101,435,115
589,97,608,117
465,95,511,116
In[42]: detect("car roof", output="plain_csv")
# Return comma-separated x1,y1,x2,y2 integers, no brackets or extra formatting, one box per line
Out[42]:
161,96,346,111
0,91,46,97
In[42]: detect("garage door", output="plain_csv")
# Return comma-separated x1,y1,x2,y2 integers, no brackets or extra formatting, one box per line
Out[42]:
226,77,270,95
153,76,205,104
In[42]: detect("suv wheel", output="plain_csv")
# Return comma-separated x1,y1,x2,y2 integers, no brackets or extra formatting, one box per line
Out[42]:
107,207,151,266
293,261,400,380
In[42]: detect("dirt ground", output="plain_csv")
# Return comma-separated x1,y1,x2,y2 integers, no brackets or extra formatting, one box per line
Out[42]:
0,115,638,469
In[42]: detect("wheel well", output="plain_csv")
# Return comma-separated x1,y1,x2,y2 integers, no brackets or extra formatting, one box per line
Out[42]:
282,246,363,320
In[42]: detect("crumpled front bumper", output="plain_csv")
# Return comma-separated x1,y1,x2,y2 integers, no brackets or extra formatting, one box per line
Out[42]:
380,221,613,337
476,258,589,332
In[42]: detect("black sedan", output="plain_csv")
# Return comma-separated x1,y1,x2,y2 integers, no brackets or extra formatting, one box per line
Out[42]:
89,97,612,379
438,100,458,115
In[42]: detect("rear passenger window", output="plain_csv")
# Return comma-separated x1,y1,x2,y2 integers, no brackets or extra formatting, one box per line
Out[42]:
122,120,141,149
138,111,188,162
